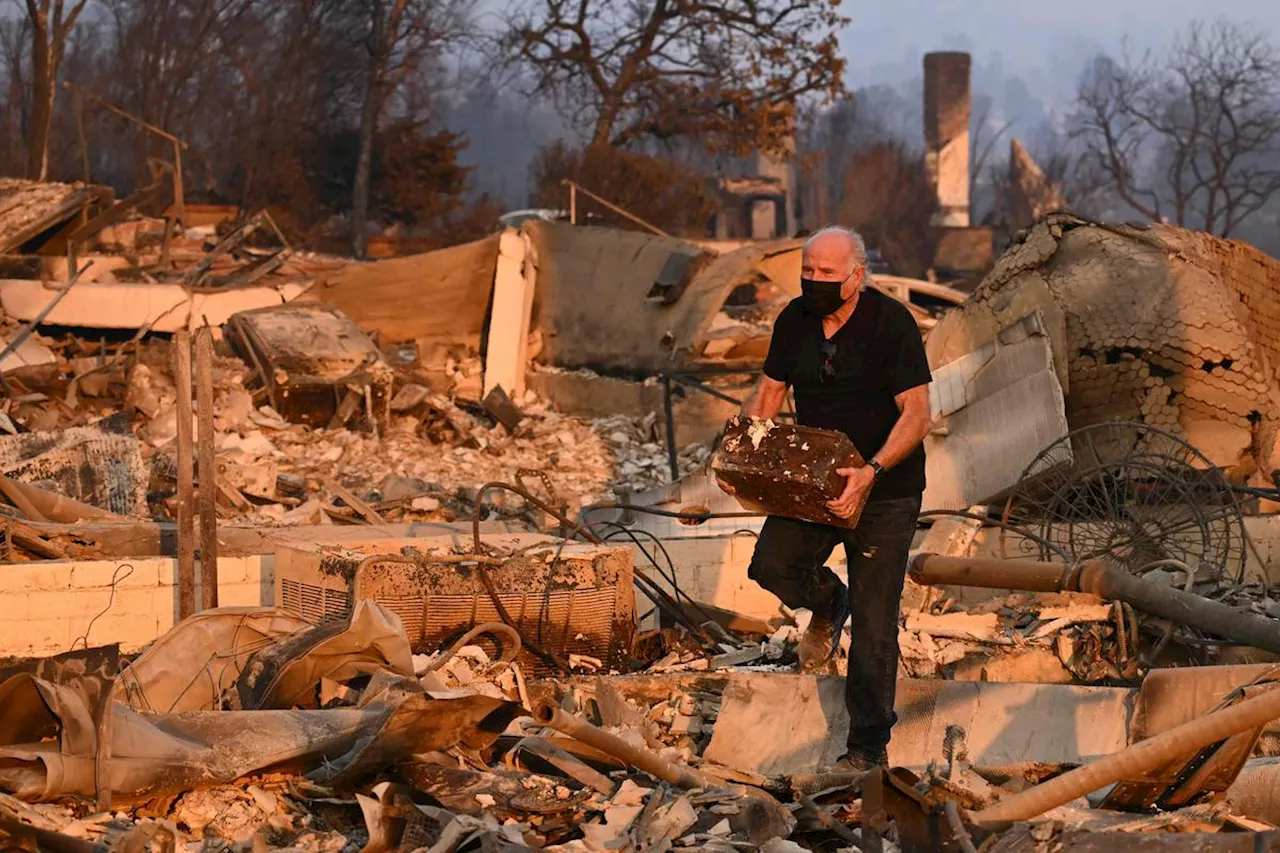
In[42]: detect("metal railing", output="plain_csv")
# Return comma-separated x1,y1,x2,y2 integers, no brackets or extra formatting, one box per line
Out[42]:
659,367,796,481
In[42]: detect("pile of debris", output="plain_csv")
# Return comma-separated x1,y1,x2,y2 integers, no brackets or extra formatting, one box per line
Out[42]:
0,321,710,542
7,595,1280,853
899,587,1141,684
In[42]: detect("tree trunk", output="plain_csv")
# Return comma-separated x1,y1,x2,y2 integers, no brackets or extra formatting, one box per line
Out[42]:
26,9,52,180
350,2,387,260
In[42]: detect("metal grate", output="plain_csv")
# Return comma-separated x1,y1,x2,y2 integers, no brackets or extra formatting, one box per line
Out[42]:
275,546,635,677
280,578,350,624
425,586,621,676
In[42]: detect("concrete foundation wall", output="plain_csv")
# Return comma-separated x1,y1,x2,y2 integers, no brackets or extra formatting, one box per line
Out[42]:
0,556,272,657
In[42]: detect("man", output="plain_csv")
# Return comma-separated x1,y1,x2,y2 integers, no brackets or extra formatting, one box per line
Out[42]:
718,226,932,772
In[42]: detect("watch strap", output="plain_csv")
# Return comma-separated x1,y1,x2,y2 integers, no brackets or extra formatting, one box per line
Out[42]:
868,460,885,481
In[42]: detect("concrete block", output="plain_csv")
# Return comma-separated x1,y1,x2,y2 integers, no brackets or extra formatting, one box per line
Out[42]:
84,613,161,652
0,568,35,594
70,560,162,590
24,589,96,620
156,559,183,589
217,582,265,608
0,618,75,655
114,587,172,619
0,593,30,622
23,562,75,592
703,673,1132,775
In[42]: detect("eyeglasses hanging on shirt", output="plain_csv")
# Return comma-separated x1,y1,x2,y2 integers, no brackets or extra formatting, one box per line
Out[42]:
820,339,837,384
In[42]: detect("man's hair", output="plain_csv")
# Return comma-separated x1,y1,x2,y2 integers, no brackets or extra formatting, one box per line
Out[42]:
802,225,868,283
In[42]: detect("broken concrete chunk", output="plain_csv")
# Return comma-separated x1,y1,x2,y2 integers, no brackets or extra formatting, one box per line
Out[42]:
390,383,432,412
611,779,652,807
643,796,699,849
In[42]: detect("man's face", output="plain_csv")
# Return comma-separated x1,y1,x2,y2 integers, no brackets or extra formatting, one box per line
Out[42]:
802,235,864,301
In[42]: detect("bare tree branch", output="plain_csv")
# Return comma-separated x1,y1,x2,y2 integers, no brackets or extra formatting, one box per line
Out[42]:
1070,20,1280,236
500,0,847,156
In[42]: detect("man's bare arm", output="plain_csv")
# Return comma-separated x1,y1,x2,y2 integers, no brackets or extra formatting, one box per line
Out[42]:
741,375,789,420
869,384,931,470
828,384,931,520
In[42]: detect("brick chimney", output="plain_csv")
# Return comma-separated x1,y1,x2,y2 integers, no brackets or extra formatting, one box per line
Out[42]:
923,52,971,227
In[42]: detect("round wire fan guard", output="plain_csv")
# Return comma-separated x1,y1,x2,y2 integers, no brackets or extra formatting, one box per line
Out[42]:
1002,421,1248,579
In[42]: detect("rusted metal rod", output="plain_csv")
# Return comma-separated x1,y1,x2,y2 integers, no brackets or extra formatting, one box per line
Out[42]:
972,683,1280,824
472,481,603,551
534,702,711,790
476,564,571,673
173,330,196,619
195,326,218,610
910,553,1280,653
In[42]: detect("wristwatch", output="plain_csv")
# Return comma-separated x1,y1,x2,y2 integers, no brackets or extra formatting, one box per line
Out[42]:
868,459,885,481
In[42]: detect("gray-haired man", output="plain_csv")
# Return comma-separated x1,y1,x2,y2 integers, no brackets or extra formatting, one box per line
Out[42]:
719,226,932,771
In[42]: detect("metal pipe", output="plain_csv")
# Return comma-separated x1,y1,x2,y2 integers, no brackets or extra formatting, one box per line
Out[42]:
195,327,218,610
64,82,188,225
972,683,1280,824
533,702,711,790
1073,560,1280,653
472,481,603,551
559,179,670,237
421,622,521,673
909,553,1070,592
476,564,571,673
910,553,1280,654
580,502,762,522
663,376,680,483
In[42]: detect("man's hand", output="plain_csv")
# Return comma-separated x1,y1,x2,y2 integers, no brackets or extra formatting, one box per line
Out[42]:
827,465,875,522
715,476,737,496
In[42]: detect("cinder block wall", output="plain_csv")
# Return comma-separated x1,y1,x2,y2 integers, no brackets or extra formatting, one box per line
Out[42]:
0,557,273,657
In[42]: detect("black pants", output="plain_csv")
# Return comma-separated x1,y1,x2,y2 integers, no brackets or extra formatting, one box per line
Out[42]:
747,496,921,760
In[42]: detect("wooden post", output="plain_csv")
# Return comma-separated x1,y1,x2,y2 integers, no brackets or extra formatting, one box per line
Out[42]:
173,329,195,619
195,326,218,610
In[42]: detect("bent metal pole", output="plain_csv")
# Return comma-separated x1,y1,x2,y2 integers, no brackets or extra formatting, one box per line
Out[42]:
972,683,1280,824
534,702,711,790
909,553,1280,654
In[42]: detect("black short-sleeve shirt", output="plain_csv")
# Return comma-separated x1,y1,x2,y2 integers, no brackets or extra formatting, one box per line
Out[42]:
762,287,932,501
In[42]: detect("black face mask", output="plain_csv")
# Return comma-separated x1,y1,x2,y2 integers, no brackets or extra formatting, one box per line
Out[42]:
800,277,849,316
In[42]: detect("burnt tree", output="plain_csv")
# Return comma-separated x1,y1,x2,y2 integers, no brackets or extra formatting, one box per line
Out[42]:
1071,20,1280,236
22,0,88,180
503,0,847,157
349,0,471,257
838,140,938,279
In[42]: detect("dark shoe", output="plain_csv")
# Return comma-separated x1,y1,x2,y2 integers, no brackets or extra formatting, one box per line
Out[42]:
798,616,834,672
829,751,888,774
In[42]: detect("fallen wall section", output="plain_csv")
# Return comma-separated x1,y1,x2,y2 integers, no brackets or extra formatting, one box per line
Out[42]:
0,279,311,332
303,233,500,346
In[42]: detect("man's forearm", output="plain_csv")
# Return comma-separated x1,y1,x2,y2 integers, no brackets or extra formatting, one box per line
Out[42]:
742,390,774,419
869,406,930,470
742,379,787,420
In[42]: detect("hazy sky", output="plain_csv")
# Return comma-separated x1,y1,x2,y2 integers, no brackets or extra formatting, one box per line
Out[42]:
459,1,1280,207
840,0,1280,103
